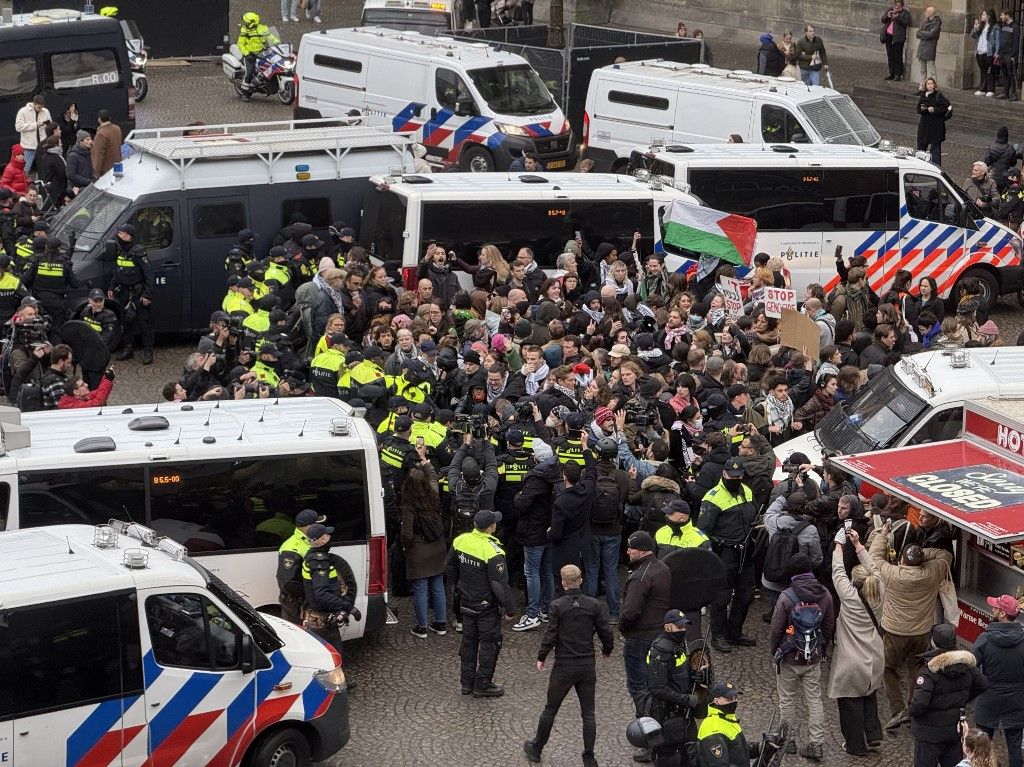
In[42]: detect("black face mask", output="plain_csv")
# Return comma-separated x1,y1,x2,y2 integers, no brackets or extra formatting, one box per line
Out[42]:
723,477,743,493
666,630,687,645
718,701,738,715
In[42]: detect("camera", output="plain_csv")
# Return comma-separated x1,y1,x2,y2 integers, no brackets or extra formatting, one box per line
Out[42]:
14,317,50,347
624,394,654,427
514,399,535,418
980,192,993,204
227,315,244,336
452,413,488,440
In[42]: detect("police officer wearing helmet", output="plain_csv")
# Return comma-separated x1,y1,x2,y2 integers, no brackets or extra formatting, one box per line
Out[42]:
301,522,358,659
108,223,154,364
447,431,499,538
23,237,78,340
237,12,272,101
276,508,325,624
444,509,517,697
639,609,702,767
696,682,751,767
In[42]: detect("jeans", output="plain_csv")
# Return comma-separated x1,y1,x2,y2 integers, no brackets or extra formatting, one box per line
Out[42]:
979,725,1023,767
531,665,597,756
919,59,937,83
977,53,995,92
410,574,447,627
583,534,621,616
623,635,653,716
23,148,35,174
524,544,553,618
307,0,322,16
777,662,826,745
280,0,298,17
801,68,821,86
837,694,882,755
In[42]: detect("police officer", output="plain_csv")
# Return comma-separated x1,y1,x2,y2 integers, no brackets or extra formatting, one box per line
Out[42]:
108,224,154,364
697,459,759,654
23,237,78,340
276,508,325,624
555,412,588,466
444,509,517,697
380,414,420,541
447,433,499,539
640,609,702,767
245,260,270,303
13,220,48,275
0,255,28,327
241,294,279,350
301,522,358,658
251,340,281,389
495,428,535,587
410,402,444,458
696,682,751,767
237,12,273,101
655,499,712,637
264,245,294,306
523,564,613,767
78,288,118,388
391,358,433,406
309,331,349,398
339,345,387,398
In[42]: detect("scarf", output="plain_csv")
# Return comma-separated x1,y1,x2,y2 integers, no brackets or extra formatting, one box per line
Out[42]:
815,362,839,383
582,305,604,323
662,325,688,350
551,382,578,405
763,394,794,428
313,273,344,313
394,345,418,367
487,373,508,403
525,361,550,395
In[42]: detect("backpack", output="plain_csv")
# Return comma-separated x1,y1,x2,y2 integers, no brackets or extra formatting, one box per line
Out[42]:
17,382,44,412
591,472,622,526
762,519,812,583
842,287,870,330
781,587,824,662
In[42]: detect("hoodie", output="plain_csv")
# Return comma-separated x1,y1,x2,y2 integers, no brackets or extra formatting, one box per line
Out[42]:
909,645,987,742
770,572,835,664
66,143,95,189
973,619,1024,728
0,145,29,198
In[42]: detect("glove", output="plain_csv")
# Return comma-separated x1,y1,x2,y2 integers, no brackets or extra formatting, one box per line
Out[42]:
104,368,115,381
685,693,700,710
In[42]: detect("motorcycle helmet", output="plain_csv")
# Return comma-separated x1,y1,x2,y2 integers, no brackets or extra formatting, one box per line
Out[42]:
99,6,119,16
625,718,664,749
594,437,618,460
242,11,260,28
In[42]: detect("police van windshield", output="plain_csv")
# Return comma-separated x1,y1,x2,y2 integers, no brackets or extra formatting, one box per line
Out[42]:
798,95,881,147
815,367,928,453
204,570,284,653
468,65,555,116
362,8,451,34
49,185,131,253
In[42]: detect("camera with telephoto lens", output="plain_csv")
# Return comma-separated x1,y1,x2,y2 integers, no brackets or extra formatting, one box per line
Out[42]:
14,316,50,348
452,413,488,440
624,395,653,426
226,315,244,336
514,399,535,418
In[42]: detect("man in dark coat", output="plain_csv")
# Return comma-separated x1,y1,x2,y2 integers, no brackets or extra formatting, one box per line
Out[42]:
756,33,785,76
973,594,1024,767
909,623,988,767
548,457,595,597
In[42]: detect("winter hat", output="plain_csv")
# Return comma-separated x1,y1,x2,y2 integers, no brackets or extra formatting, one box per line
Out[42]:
317,256,335,274
928,623,957,651
998,126,1010,142
391,314,412,329
76,129,91,142
491,334,508,353
471,340,489,358
463,350,481,365
759,32,774,44
513,318,533,340
787,552,814,577
594,406,615,426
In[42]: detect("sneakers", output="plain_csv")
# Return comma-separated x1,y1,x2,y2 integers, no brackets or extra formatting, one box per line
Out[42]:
987,91,996,97
975,90,986,96
313,15,321,23
429,621,447,636
281,15,288,21
473,683,504,698
523,741,542,763
540,612,549,623
410,625,428,639
885,710,906,730
800,742,823,761
841,742,868,756
289,14,299,21
305,8,311,18
454,620,463,633
513,615,541,632
461,686,473,695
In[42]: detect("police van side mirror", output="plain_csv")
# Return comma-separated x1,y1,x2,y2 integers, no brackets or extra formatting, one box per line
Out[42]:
240,633,255,674
104,239,118,261
455,100,477,117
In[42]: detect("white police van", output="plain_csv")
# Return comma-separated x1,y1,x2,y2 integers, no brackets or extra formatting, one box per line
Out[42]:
582,60,880,172
0,397,390,639
361,0,463,34
360,171,703,289
0,521,349,766
627,142,1023,310
293,26,576,171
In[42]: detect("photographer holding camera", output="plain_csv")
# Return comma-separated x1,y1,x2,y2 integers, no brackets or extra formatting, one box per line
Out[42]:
964,161,999,213
6,298,52,406
447,430,499,538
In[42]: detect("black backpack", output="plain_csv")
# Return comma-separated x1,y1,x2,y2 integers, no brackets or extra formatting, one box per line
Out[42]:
591,471,622,526
17,382,44,412
762,519,812,582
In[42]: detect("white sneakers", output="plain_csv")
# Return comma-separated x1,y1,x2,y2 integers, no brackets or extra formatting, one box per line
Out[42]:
289,14,299,21
975,90,985,96
976,90,997,97
987,91,996,97
281,15,288,21
513,615,541,632
313,15,321,23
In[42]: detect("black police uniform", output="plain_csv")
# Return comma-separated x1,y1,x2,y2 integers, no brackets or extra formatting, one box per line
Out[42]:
379,433,419,541
0,265,28,329
642,630,700,766
495,444,534,586
109,236,154,361
444,524,517,694
301,544,357,657
79,303,118,388
23,244,78,334
527,587,614,762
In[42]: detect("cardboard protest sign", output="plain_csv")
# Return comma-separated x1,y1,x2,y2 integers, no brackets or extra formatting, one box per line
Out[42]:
779,308,819,359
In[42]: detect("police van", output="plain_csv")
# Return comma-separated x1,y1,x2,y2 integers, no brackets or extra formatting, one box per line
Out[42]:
628,142,1023,310
0,397,389,640
293,26,576,172
43,119,413,332
360,0,463,34
360,171,703,289
0,521,349,766
582,60,880,172
776,348,1024,479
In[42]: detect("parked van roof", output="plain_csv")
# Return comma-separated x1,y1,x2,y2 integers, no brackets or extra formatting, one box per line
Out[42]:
97,119,412,193
371,171,699,200
311,25,524,66
0,397,374,472
635,142,936,170
0,524,206,607
898,348,1024,401
602,60,833,100
0,8,118,39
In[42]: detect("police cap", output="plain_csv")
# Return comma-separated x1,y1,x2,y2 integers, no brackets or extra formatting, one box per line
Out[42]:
295,509,326,526
709,681,741,700
473,510,502,529
305,523,334,541
506,428,524,445
394,414,413,433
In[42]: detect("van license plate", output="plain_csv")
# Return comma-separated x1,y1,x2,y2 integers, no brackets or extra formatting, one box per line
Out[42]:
547,160,566,169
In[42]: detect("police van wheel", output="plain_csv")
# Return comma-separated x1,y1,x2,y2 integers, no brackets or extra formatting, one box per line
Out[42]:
958,267,998,312
278,80,296,105
460,145,494,173
250,728,311,767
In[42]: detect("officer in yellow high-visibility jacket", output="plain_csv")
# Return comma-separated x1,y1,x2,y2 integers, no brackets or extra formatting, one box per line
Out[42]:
309,332,349,398
222,274,255,318
696,681,751,767
276,509,324,624
237,12,278,100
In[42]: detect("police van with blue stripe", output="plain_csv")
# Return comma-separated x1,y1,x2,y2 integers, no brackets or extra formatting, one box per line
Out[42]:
294,26,576,172
0,521,349,766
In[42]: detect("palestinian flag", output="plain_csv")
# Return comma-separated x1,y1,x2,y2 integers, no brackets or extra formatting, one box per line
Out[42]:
663,199,757,266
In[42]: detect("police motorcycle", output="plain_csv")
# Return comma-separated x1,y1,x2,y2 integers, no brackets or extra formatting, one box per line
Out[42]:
221,27,296,105
100,9,149,102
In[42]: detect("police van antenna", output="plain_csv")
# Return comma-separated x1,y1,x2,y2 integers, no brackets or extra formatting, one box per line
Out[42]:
173,427,182,445
237,424,244,441
991,349,999,365
66,536,75,555
258,406,267,423
298,418,307,437
121,504,137,525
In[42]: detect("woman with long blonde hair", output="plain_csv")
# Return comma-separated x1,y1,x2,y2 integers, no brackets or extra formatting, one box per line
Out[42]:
479,243,511,286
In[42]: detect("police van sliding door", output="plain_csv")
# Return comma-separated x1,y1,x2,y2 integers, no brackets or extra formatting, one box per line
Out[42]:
130,202,185,334
820,168,900,297
187,197,250,330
